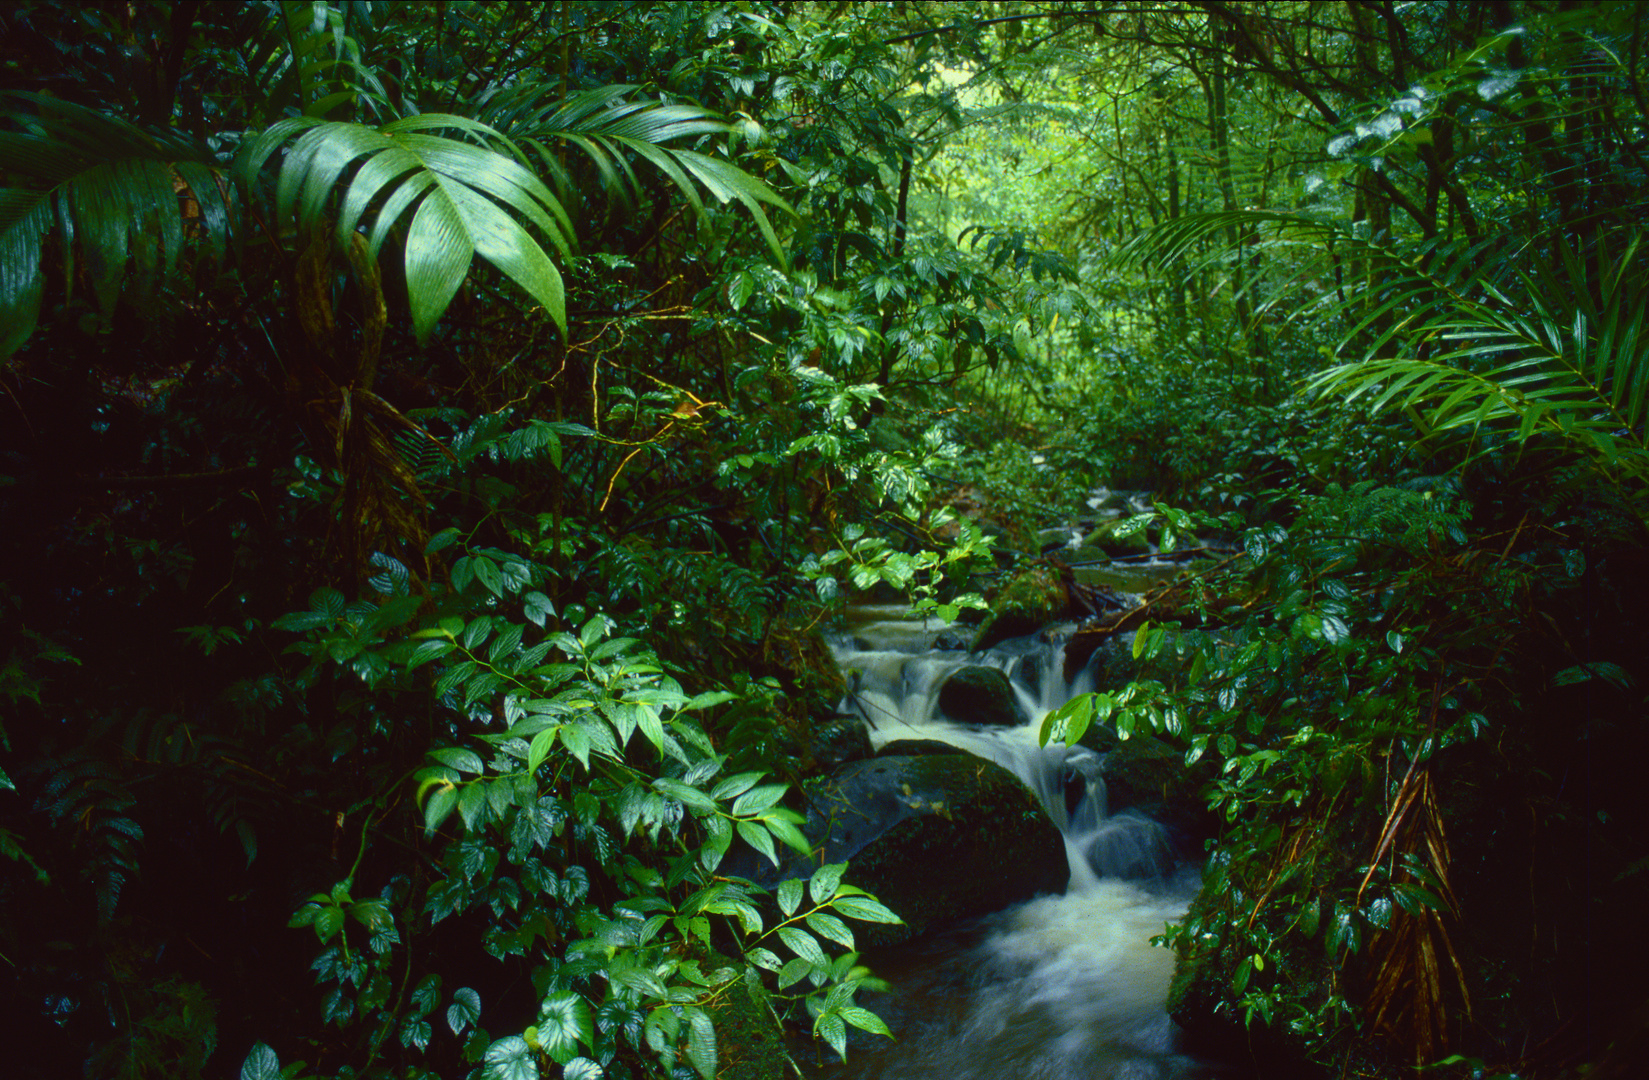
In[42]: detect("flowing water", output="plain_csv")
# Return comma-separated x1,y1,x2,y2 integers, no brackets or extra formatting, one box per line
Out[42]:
819,607,1234,1080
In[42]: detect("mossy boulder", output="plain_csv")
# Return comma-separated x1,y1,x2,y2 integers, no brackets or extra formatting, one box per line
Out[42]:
935,664,1023,727
1083,516,1155,557
972,563,1070,651
806,717,872,769
875,738,957,757
802,754,1066,946
1100,732,1214,846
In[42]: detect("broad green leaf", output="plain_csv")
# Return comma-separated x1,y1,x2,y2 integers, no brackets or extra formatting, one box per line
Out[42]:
527,728,557,775
832,894,902,924
654,777,717,814
777,877,804,917
0,190,49,358
711,771,764,801
562,1059,603,1080
538,991,594,1064
448,986,482,1035
731,783,786,816
806,912,854,950
736,818,777,866
431,747,485,775
839,1005,892,1037
762,813,811,856
685,1007,717,1080
810,862,846,906
240,1044,281,1080
817,1011,847,1060
778,925,827,967
423,785,459,835
482,1035,538,1080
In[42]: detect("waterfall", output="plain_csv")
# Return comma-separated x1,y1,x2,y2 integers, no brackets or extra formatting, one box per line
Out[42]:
833,607,1179,891
820,608,1224,1080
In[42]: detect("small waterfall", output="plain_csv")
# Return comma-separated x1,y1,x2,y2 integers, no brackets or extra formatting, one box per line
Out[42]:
822,609,1221,1080
834,609,1175,891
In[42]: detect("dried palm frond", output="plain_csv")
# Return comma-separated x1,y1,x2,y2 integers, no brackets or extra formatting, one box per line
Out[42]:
1360,764,1474,1064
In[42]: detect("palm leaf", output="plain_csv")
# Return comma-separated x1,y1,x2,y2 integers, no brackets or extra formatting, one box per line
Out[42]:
237,114,573,342
0,92,232,359
481,85,795,266
1124,210,1649,496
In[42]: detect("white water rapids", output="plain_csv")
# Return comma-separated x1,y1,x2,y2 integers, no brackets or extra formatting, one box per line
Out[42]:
818,607,1231,1080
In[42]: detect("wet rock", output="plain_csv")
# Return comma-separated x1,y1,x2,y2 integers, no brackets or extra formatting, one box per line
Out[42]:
876,738,958,757
973,563,1069,651
1083,516,1155,558
808,717,872,769
1062,545,1112,565
802,754,1066,946
1108,735,1200,811
933,627,972,651
936,664,1023,727
1100,732,1212,842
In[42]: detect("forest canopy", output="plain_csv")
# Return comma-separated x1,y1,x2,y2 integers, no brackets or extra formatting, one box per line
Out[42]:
2,2,1646,1078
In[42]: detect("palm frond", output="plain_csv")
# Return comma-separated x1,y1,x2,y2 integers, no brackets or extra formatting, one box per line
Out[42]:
237,113,573,342
0,92,232,358
1122,210,1649,499
481,85,795,266
1309,230,1649,486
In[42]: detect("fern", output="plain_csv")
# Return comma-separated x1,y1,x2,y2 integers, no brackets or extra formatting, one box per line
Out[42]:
1122,211,1649,512
38,754,144,923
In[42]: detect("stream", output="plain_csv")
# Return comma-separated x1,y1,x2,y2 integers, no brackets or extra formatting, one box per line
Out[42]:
812,604,1238,1080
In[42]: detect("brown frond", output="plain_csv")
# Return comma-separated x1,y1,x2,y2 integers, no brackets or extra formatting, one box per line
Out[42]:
1361,766,1473,1065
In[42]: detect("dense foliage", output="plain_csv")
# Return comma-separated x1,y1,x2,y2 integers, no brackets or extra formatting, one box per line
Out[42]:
3,2,1647,1079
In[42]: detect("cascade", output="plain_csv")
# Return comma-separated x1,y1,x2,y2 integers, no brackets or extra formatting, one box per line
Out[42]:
819,607,1229,1080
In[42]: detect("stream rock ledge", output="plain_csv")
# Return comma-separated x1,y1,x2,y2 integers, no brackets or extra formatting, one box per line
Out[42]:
802,753,1067,946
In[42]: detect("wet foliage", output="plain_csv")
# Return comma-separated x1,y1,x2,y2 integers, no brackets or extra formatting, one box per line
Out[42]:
3,3,1648,1079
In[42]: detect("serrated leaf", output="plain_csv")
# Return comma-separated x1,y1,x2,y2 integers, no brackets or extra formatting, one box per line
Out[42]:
411,973,442,1016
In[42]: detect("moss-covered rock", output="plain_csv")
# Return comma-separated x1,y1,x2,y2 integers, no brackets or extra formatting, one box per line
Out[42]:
802,754,1066,946
1100,731,1214,847
973,563,1069,651
935,664,1023,726
806,717,872,769
1084,516,1155,557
